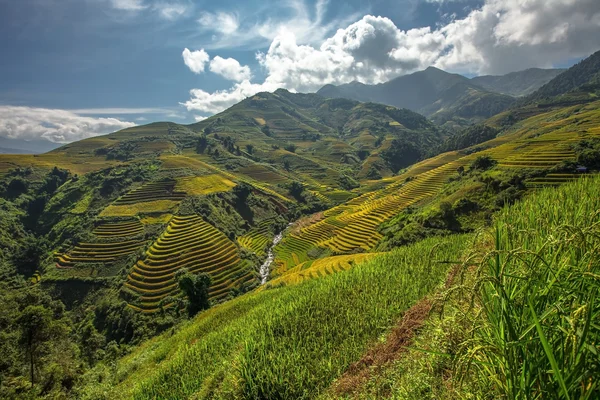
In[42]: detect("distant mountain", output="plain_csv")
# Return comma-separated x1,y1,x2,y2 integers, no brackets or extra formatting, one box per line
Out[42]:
526,50,600,102
0,137,61,154
471,68,565,97
317,67,515,127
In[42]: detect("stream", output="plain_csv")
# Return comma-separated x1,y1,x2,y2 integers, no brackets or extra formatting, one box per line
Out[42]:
259,227,288,284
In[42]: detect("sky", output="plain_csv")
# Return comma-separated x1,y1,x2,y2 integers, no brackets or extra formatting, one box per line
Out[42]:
0,0,599,145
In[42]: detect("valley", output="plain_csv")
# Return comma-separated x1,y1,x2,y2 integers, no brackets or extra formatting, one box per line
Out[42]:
1,49,599,399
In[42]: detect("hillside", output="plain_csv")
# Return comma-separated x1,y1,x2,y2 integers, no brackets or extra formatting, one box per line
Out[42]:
471,68,565,96
72,97,600,399
317,67,519,126
2,51,600,399
526,50,600,102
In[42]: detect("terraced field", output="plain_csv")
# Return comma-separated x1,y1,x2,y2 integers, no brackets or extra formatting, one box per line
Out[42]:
268,253,379,286
125,215,254,313
93,220,144,237
239,165,289,184
526,173,583,188
114,179,186,205
273,158,465,273
273,103,600,278
175,174,236,196
237,219,274,256
55,239,145,269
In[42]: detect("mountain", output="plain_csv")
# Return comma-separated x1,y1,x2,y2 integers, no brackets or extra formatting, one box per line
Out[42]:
189,89,445,178
525,50,600,102
2,56,600,398
317,67,515,127
471,68,565,97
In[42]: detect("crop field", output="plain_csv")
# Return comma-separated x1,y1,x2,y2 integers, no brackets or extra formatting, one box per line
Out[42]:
175,174,236,195
93,220,144,237
125,215,254,312
114,179,186,205
239,165,289,184
237,219,274,256
140,214,173,225
99,200,180,217
55,239,145,269
268,253,380,286
273,158,466,272
272,103,600,276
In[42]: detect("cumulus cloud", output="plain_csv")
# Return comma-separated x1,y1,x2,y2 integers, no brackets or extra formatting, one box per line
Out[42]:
182,48,210,73
194,115,208,122
209,56,252,82
183,0,600,114
0,106,136,144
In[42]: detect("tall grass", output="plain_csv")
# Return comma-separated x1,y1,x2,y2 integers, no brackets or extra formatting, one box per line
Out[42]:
459,176,600,398
80,234,471,399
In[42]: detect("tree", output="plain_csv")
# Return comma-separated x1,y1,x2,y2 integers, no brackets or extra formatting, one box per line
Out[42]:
288,181,305,202
283,160,291,171
284,143,297,153
470,155,497,171
245,144,254,154
176,270,212,316
17,306,66,387
196,135,208,154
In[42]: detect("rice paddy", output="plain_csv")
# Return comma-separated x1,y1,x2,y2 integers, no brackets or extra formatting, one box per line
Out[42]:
55,239,145,269
113,179,186,205
125,215,254,313
175,174,236,196
237,219,274,256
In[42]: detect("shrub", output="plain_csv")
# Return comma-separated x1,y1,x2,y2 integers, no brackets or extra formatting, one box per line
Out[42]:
470,155,497,171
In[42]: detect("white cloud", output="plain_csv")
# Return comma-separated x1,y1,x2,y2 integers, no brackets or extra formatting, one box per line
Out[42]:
183,0,600,114
198,11,240,35
110,0,146,11
182,48,210,74
209,56,252,82
195,0,362,50
153,2,189,20
194,115,208,122
0,106,136,144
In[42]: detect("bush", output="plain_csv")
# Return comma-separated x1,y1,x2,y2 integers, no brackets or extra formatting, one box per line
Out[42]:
470,155,497,171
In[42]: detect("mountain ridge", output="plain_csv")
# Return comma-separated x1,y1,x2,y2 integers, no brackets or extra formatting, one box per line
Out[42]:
317,66,565,127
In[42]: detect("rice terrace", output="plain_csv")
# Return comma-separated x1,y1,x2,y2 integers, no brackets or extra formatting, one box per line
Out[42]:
1,1,600,398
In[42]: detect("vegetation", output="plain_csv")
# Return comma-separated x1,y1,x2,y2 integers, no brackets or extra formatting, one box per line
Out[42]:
0,50,600,399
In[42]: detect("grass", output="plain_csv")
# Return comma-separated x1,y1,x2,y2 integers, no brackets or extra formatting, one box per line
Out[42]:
342,174,600,399
455,175,600,399
80,234,472,399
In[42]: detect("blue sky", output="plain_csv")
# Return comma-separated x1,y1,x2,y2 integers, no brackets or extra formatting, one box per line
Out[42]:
0,0,599,144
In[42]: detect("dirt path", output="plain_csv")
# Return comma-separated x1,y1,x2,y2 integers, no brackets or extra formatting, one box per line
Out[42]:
330,263,463,397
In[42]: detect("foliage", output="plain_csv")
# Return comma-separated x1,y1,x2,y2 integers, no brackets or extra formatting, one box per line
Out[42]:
455,175,600,399
176,269,212,317
470,155,497,171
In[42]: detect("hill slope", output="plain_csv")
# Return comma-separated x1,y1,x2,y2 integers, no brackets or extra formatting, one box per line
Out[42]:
526,49,600,101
